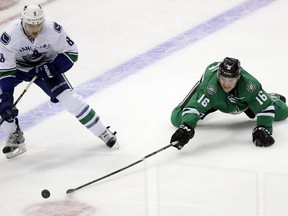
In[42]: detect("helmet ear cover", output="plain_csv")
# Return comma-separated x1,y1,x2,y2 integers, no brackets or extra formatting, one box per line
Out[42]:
22,4,45,25
218,57,241,78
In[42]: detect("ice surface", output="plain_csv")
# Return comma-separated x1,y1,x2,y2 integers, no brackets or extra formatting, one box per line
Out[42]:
0,0,288,215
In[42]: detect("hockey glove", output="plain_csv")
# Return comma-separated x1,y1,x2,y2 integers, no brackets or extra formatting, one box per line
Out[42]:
0,92,18,123
170,123,195,150
29,63,56,80
252,126,275,147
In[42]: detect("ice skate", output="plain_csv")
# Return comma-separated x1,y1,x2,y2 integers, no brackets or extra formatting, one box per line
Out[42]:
2,127,26,159
99,126,118,148
269,93,286,103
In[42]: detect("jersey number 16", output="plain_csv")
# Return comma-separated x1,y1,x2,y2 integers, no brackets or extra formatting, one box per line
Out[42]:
197,94,210,107
255,90,268,105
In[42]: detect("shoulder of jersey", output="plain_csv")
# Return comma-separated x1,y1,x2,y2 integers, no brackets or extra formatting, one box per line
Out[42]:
203,62,219,80
0,20,22,46
206,62,220,72
239,68,261,93
199,62,220,96
44,20,63,34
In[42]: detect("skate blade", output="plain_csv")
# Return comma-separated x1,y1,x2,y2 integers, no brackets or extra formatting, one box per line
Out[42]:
111,142,119,149
5,144,27,159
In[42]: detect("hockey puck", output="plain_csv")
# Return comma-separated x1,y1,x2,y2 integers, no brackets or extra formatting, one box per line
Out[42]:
41,189,50,199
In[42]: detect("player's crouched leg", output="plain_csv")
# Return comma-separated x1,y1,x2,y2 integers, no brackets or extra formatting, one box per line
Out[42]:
56,89,117,148
273,99,288,121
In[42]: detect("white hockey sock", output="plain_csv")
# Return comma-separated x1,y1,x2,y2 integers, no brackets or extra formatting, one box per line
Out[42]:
75,104,107,136
1,120,17,135
57,89,107,137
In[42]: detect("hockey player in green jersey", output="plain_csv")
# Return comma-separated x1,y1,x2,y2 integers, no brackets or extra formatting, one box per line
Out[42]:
170,57,288,150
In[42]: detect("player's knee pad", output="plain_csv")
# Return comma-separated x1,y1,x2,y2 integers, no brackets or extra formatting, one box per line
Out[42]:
57,89,87,115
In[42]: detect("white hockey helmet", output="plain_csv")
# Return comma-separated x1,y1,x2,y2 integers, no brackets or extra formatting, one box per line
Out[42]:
22,4,45,25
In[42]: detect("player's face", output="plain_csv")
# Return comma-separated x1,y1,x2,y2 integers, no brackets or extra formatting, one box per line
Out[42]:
218,75,239,93
23,23,44,38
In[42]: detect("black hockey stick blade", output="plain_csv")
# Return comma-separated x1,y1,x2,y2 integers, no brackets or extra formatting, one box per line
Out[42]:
66,189,76,194
66,143,173,194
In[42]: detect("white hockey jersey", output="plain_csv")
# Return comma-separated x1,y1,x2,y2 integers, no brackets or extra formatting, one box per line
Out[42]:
0,19,78,78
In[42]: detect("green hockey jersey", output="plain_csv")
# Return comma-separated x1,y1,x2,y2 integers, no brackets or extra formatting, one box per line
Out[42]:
181,62,276,133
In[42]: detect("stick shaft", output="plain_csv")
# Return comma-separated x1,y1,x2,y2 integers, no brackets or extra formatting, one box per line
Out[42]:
13,76,37,106
66,143,173,193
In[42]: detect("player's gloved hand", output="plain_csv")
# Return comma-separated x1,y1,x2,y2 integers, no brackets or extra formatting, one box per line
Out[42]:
29,63,56,79
0,92,18,123
252,126,275,147
170,123,195,150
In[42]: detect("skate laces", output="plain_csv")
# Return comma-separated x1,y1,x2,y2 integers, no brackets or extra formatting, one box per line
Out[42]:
6,129,24,145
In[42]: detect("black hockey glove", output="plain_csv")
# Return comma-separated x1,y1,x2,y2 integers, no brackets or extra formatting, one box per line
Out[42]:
0,92,18,123
30,63,56,80
170,123,195,150
252,126,275,147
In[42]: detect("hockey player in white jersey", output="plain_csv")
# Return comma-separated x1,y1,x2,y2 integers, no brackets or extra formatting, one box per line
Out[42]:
0,4,117,159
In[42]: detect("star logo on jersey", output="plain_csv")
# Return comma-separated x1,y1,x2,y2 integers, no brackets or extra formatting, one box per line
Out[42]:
207,85,217,95
246,82,256,92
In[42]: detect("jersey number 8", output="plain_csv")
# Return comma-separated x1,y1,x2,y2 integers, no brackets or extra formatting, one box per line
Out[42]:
66,36,74,46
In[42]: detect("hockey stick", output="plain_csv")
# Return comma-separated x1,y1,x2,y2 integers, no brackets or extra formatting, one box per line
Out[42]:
66,143,174,194
0,76,37,125
13,76,37,107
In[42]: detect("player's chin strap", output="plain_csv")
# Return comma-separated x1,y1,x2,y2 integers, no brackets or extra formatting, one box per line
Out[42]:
0,76,37,126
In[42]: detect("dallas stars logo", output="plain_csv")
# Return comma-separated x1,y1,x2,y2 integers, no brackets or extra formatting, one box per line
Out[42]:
207,85,217,95
246,82,256,92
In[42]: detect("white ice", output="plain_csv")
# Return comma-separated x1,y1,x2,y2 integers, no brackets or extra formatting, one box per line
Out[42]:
0,0,288,215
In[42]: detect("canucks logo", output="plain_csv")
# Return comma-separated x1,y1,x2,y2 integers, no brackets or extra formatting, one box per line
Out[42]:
22,49,44,65
0,32,11,45
53,22,62,33
207,85,217,95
